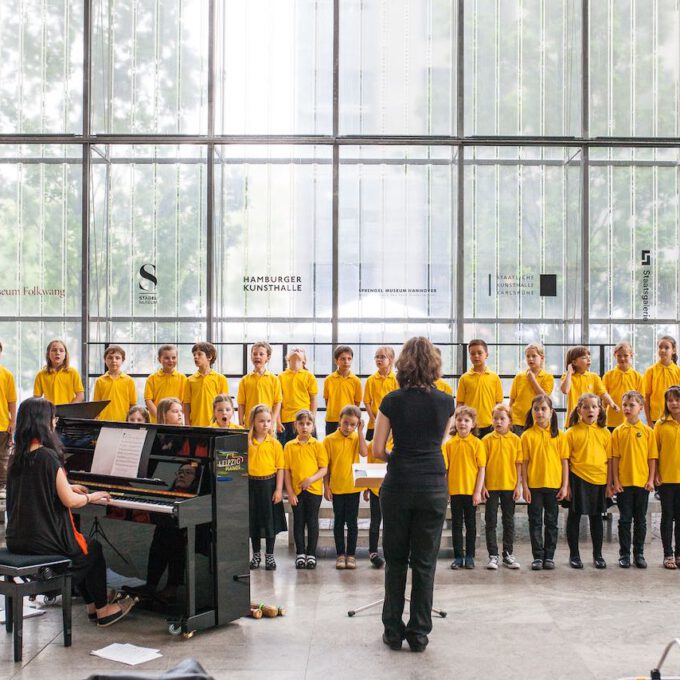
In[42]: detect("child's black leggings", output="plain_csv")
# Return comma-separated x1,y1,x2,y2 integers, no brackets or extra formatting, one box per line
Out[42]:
292,491,322,556
566,510,604,559
251,537,275,554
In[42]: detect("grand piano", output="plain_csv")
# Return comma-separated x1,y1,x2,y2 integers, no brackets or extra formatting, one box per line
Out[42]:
56,417,250,637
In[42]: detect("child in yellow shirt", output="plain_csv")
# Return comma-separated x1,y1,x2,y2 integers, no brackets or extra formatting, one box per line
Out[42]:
443,405,486,569
433,347,453,395
456,339,503,437
603,342,643,430
33,339,84,405
565,393,612,569
611,390,657,568
127,406,150,423
278,347,318,445
364,437,390,568
509,343,554,436
323,405,367,569
248,404,286,571
237,341,282,428
644,335,680,425
182,342,229,427
144,344,187,423
482,404,522,570
0,341,17,499
211,394,241,428
93,345,138,421
323,345,362,436
284,409,328,569
363,346,397,441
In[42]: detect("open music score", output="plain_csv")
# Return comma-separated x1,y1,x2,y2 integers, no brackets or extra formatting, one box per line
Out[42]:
90,427,151,478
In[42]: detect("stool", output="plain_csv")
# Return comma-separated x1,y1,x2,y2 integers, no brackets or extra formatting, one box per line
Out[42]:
0,549,72,662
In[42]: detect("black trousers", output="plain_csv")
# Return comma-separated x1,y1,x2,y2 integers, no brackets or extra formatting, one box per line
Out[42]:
659,483,680,557
527,488,559,561
617,486,649,557
366,428,374,441
451,494,476,558
325,421,338,436
566,511,604,559
485,490,515,557
71,539,108,610
511,425,525,437
381,487,448,640
292,490,322,556
476,425,493,439
332,492,360,555
369,491,382,553
277,422,297,447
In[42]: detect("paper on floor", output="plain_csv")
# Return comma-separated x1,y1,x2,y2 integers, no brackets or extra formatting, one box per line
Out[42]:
0,604,47,623
90,643,162,666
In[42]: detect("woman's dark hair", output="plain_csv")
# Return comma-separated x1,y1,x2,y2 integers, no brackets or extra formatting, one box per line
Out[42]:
524,395,559,438
395,336,440,389
10,397,64,473
567,392,607,428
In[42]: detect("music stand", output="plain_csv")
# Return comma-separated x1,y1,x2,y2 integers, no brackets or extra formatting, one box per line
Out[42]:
56,400,110,419
347,594,447,618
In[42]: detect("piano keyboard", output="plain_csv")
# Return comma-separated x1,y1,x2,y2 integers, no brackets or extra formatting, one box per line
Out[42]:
107,495,176,515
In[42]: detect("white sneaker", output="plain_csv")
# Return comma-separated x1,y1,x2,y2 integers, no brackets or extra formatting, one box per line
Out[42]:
503,554,520,569
486,555,500,570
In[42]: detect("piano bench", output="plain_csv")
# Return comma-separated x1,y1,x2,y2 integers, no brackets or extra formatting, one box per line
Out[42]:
0,549,72,662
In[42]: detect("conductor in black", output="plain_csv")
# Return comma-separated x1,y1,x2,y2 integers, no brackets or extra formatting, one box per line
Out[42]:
372,336,455,652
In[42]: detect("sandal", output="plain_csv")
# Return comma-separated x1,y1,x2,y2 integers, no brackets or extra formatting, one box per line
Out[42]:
345,556,357,570
676,556,680,568
663,556,677,570
335,555,347,570
96,596,137,628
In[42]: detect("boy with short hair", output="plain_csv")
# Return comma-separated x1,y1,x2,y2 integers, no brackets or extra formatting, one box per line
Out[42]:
323,345,362,436
0,342,17,500
93,344,138,421
456,339,503,438
144,344,188,423
237,341,282,428
183,342,229,427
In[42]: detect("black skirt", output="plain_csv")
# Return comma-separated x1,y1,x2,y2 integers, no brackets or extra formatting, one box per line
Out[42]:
567,472,606,515
249,476,287,539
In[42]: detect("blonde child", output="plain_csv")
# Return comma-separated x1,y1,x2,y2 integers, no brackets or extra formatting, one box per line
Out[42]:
278,347,318,446
144,344,187,423
248,404,286,571
565,393,612,569
560,345,618,420
443,405,486,569
456,339,503,438
33,339,84,405
323,345,362,436
323,405,368,569
521,395,569,570
509,343,554,436
93,345,137,421
482,404,522,569
643,335,680,426
284,409,328,569
0,341,17,499
237,342,282,429
603,342,643,431
127,405,150,424
212,393,241,428
364,436,390,568
157,397,184,425
611,390,657,568
654,386,680,569
182,342,229,427
363,346,398,441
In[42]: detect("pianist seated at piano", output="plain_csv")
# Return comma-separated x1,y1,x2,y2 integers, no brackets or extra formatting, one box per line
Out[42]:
5,397,137,627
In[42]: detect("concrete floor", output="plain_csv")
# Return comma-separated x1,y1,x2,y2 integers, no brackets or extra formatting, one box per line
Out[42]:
2,528,680,680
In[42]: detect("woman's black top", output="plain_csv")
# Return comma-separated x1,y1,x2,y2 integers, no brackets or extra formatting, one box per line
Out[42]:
379,387,455,491
6,446,85,559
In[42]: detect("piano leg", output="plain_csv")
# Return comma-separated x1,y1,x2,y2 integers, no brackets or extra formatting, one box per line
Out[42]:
185,525,196,619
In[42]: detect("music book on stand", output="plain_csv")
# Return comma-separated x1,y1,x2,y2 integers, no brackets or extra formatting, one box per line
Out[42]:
352,463,387,489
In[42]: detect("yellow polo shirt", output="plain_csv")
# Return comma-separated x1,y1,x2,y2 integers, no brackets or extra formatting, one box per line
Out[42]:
237,371,283,428
324,429,361,494
521,425,569,489
33,367,84,405
363,371,398,428
279,368,318,422
611,420,657,488
455,368,503,428
561,371,606,419
644,362,680,423
248,433,284,477
93,372,138,422
283,436,328,496
323,371,362,422
654,418,680,484
509,370,555,426
443,434,486,496
565,422,611,485
210,421,243,429
0,366,17,431
183,370,229,427
483,430,522,491
434,378,453,395
144,369,188,423
603,367,643,428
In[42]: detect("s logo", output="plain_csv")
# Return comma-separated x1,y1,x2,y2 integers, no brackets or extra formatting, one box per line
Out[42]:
139,264,158,291
641,250,651,266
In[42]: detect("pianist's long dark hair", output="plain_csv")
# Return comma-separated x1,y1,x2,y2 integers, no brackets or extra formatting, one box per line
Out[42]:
9,397,64,474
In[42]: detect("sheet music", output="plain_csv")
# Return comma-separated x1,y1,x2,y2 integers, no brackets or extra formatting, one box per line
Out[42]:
91,427,148,478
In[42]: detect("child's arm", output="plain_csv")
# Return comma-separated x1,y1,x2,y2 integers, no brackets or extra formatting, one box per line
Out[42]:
323,470,332,501
309,393,318,419
472,467,485,506
646,459,657,492
272,401,282,430
183,402,191,426
602,391,619,412
237,402,246,427
357,419,368,458
521,460,531,503
301,466,328,491
364,400,377,425
556,459,570,500
145,399,158,419
272,469,284,504
644,397,652,425
7,400,16,435
72,391,84,404
560,364,573,395
611,456,623,493
284,469,297,506
513,462,522,501
372,412,391,461
526,369,547,396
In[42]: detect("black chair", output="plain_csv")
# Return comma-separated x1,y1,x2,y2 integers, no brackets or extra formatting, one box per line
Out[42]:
0,549,72,662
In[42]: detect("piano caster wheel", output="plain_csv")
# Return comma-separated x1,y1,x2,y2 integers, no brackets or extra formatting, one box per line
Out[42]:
182,631,195,640
168,623,183,636
43,595,58,606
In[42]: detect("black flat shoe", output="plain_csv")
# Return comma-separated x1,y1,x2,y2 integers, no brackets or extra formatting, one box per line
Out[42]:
594,557,607,569
543,559,555,570
618,556,630,568
382,632,403,651
634,555,647,569
569,556,583,569
531,559,543,571
405,634,428,653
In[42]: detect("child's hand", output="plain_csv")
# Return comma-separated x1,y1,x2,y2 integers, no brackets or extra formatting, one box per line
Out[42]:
567,363,574,374
614,481,624,494
276,421,285,433
612,404,621,413
357,419,364,433
289,494,299,507
323,487,333,502
481,487,489,501
512,487,522,502
605,485,614,499
523,486,531,504
654,474,662,487
556,485,569,501
363,489,370,502
272,490,282,504
472,492,482,506
300,477,312,491
644,480,655,492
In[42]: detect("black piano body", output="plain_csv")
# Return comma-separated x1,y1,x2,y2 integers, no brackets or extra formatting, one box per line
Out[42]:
56,417,250,636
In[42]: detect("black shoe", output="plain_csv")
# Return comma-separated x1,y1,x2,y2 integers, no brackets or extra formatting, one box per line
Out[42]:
634,554,647,569
464,556,475,569
594,556,607,569
369,553,385,569
382,632,403,651
264,554,277,571
618,555,630,568
531,559,543,571
405,633,428,653
543,559,555,570
450,558,463,570
569,556,583,569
